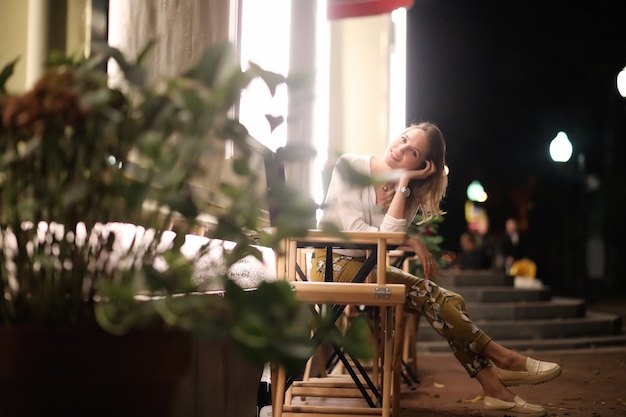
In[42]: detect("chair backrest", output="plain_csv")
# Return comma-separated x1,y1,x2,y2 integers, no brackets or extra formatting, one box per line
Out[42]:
258,142,319,230
261,146,286,227
247,139,298,228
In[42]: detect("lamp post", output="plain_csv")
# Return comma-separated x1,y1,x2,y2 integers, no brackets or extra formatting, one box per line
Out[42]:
549,131,588,298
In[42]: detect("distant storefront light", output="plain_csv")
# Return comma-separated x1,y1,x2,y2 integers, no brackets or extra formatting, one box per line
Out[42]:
466,180,487,202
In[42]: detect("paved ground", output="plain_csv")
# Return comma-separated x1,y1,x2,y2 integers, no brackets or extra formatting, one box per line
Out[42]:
286,296,626,416
398,295,626,417
398,346,626,417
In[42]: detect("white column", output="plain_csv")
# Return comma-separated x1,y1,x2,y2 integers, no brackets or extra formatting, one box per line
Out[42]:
26,0,49,88
287,0,317,201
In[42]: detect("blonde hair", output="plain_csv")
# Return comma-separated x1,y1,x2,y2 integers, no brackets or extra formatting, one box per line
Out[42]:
382,122,448,223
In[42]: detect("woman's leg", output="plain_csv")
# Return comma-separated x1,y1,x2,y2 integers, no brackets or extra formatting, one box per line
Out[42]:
482,340,528,371
475,366,517,401
385,266,559,400
385,265,494,376
311,253,554,414
311,254,529,377
386,266,558,372
310,250,368,283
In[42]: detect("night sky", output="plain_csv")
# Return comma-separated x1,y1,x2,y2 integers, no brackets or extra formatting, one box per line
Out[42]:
405,0,626,294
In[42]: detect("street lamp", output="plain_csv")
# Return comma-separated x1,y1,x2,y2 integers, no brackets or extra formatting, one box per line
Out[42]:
548,131,588,298
617,66,626,98
549,131,573,162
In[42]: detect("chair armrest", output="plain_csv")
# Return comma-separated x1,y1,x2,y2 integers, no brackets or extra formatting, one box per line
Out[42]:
292,229,406,247
289,282,405,306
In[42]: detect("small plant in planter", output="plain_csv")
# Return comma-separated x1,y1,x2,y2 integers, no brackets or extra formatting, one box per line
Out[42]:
407,214,453,275
0,43,373,416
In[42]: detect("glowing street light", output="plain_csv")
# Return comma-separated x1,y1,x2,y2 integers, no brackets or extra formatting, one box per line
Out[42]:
549,131,573,163
547,130,590,299
617,66,626,98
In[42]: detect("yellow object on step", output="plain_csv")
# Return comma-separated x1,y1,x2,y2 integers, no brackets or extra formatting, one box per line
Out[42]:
509,258,536,279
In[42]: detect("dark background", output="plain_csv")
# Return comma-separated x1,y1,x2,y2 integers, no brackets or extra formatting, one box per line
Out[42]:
406,0,626,297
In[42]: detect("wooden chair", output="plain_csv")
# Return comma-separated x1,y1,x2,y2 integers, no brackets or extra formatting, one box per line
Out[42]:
272,230,407,417
386,250,421,390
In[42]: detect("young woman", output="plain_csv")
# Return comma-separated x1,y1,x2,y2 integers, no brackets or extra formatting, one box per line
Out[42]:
313,122,561,417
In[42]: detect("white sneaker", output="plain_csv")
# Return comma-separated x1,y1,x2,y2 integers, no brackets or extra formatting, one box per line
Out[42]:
483,395,547,417
494,357,562,386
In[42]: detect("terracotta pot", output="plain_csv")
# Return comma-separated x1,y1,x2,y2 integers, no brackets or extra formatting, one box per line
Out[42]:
172,338,264,417
0,326,192,417
0,326,264,417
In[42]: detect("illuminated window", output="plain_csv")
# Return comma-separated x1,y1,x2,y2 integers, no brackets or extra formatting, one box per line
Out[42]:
389,7,407,139
239,0,291,152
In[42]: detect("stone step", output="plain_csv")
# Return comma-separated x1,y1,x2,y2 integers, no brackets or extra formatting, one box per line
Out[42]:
436,270,513,287
462,297,586,320
446,285,553,303
415,333,626,353
415,270,625,353
416,311,622,342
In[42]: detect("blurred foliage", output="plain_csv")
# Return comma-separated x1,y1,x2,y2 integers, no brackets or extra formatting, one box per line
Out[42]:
0,42,372,374
407,214,453,276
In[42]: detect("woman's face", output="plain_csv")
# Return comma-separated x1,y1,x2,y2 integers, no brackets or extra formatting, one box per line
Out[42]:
383,127,430,170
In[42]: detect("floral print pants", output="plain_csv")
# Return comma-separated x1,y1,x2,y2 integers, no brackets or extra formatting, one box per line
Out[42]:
311,249,492,377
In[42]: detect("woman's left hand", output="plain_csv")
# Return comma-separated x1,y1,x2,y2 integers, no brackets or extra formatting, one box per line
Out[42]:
406,236,438,279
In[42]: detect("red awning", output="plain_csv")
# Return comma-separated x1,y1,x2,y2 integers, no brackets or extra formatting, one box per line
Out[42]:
327,0,414,20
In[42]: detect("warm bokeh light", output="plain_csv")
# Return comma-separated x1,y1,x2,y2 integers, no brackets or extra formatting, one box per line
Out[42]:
466,180,487,202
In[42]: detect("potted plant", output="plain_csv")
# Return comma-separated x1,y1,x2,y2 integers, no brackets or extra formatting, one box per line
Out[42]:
407,214,452,274
0,42,359,417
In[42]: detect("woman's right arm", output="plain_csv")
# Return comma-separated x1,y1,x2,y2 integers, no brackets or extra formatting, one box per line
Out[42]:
322,155,407,233
321,159,377,232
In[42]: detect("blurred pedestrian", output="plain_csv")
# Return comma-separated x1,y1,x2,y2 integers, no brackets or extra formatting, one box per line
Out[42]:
500,218,528,274
457,231,488,270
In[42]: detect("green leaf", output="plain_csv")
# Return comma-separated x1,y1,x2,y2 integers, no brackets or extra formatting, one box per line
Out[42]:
232,157,251,176
276,144,317,162
90,42,148,86
0,57,19,94
247,62,286,96
183,42,236,88
135,38,158,65
340,314,377,358
265,114,284,132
